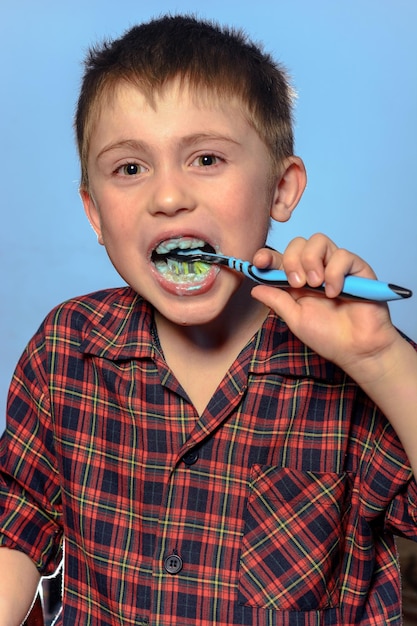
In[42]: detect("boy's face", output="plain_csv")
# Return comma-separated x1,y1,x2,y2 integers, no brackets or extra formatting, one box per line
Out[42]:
82,81,294,327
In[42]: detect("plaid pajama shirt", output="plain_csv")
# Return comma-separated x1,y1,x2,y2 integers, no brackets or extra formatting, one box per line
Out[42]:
0,287,416,625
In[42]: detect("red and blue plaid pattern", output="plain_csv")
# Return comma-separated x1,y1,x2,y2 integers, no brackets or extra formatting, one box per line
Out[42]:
1,287,416,625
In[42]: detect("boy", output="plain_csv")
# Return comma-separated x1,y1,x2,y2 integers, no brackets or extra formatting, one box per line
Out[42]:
0,14,417,626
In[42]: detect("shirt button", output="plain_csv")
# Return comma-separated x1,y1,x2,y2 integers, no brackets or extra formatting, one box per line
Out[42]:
182,449,199,465
164,553,183,574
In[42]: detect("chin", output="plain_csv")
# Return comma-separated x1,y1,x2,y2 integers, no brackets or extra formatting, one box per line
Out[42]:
155,295,229,328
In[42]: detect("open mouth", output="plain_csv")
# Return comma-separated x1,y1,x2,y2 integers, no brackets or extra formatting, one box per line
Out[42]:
151,237,216,285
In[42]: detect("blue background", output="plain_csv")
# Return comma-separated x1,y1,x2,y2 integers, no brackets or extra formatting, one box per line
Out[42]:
1,0,416,429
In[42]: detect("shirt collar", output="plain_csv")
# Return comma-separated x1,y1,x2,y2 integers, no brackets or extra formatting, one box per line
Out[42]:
78,289,338,383
78,288,156,361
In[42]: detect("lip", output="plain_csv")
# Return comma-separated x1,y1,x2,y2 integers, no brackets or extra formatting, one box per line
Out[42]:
148,232,220,296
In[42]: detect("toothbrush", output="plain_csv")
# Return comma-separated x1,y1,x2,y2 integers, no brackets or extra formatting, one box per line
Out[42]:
169,249,412,302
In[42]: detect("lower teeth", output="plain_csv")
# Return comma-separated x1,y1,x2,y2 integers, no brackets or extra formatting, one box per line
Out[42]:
155,258,211,282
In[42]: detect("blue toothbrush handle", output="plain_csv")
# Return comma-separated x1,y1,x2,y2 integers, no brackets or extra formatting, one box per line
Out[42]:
226,258,412,302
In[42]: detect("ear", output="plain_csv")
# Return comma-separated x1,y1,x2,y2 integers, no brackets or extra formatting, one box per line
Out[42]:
80,187,105,245
270,156,307,223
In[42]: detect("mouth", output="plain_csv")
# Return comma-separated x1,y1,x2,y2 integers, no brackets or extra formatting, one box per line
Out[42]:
151,237,217,286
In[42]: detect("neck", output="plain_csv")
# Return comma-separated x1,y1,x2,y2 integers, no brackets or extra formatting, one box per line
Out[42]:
153,294,269,415
155,295,268,355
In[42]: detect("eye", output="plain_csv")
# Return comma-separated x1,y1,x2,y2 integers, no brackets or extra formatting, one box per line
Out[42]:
124,163,139,175
192,154,220,167
115,162,145,176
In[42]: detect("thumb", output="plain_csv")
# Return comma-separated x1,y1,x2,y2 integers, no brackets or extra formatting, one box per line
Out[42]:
251,284,300,324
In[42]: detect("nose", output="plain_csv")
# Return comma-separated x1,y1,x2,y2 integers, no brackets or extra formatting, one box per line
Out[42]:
149,166,196,217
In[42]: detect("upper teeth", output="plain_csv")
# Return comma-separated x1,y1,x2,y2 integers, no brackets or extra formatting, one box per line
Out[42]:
155,238,206,255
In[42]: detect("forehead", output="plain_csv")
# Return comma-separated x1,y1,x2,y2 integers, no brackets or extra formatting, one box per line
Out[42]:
87,79,255,149
98,78,247,120
88,76,251,128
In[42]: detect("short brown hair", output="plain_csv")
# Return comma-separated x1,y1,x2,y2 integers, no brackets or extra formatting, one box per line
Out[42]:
75,14,295,188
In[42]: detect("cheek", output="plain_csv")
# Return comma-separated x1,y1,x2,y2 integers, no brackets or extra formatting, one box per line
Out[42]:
95,198,133,237
225,181,269,221
235,184,273,227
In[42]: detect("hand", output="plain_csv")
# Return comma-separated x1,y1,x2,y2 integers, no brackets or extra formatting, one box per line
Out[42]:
251,233,399,383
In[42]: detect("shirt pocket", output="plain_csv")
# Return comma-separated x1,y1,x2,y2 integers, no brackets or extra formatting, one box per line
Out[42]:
238,465,352,611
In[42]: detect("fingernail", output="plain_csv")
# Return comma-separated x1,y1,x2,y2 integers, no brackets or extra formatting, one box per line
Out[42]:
325,285,338,298
307,271,320,285
288,272,302,286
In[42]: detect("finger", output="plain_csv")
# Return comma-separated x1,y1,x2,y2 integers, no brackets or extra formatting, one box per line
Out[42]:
282,234,375,298
282,234,337,287
251,284,300,324
252,247,283,269
280,236,311,287
297,233,338,287
322,248,377,298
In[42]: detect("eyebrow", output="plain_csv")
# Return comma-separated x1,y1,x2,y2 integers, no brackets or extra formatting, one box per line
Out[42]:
96,139,148,161
96,133,241,160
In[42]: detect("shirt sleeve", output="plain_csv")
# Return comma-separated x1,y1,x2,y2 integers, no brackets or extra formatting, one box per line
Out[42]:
0,324,63,576
382,428,417,537
358,389,417,539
